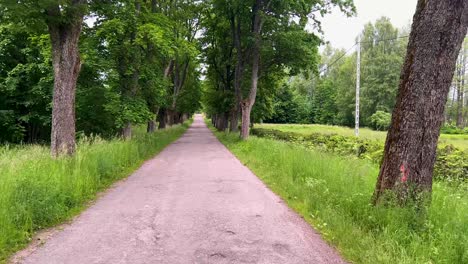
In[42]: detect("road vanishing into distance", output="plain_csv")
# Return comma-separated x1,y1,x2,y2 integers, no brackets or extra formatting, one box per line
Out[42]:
13,115,345,264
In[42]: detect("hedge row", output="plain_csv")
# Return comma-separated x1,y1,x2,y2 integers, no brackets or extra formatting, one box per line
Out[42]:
251,128,468,181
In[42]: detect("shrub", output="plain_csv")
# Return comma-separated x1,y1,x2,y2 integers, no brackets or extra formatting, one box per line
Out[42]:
440,123,468,135
369,111,391,131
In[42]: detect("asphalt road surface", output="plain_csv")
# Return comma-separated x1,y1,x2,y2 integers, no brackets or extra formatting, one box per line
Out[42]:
14,115,345,264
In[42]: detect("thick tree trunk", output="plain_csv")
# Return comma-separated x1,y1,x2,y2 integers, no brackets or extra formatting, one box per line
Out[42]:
240,102,253,139
158,108,166,129
239,0,264,140
122,122,132,140
166,109,174,126
174,112,182,124
229,106,239,132
147,120,156,133
239,39,260,139
48,7,84,157
215,112,229,131
373,0,468,205
147,107,159,133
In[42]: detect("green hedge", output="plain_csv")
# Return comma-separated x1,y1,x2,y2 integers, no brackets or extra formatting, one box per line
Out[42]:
251,128,468,181
440,124,468,135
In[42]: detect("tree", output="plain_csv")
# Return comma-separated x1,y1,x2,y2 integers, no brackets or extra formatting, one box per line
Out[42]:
266,84,300,124
2,1,87,156
360,18,406,126
207,0,353,139
373,0,468,205
311,79,338,124
0,24,53,144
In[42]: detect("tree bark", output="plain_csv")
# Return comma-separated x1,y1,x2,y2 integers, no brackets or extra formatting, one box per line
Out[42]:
239,0,263,140
240,102,252,139
122,122,132,140
229,107,239,132
147,107,159,133
215,112,228,131
48,3,85,157
158,108,166,129
147,120,156,133
166,109,174,126
373,0,468,205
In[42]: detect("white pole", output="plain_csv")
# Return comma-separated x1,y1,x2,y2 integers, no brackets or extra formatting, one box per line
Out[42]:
355,36,361,137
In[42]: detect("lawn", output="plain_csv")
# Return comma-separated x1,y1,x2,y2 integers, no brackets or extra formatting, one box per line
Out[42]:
257,123,468,149
209,123,467,264
0,122,190,263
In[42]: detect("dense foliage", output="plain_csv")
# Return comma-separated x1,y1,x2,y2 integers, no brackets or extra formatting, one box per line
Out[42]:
265,17,408,128
267,18,467,134
0,1,202,144
201,0,355,136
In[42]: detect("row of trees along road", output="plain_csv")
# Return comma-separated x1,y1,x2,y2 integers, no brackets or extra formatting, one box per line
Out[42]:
0,0,467,205
201,0,355,138
204,0,468,205
0,0,202,156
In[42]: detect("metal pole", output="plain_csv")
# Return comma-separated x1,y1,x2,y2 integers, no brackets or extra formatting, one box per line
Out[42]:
355,36,361,137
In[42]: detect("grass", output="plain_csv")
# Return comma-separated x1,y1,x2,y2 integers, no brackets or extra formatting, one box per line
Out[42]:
257,123,468,149
210,126,468,263
0,122,190,263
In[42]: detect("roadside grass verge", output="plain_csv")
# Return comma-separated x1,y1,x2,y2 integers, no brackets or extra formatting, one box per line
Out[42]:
211,128,467,264
0,122,191,262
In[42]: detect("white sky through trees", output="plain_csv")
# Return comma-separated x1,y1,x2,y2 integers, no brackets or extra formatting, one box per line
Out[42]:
319,0,417,49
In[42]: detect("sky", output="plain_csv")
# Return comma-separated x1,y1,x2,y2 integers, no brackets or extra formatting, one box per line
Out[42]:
318,0,418,50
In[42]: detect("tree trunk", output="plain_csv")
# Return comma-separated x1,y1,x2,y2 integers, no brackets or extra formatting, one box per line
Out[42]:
239,38,260,139
166,109,174,126
230,13,244,133
48,6,85,157
215,112,228,131
240,102,253,139
373,0,468,205
229,106,239,132
158,108,166,129
239,0,264,140
147,120,156,133
122,122,132,140
456,49,466,127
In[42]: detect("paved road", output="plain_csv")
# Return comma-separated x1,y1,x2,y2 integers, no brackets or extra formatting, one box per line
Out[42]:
14,115,345,264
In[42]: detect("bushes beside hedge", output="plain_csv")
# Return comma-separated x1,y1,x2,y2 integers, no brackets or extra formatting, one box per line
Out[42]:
251,128,467,181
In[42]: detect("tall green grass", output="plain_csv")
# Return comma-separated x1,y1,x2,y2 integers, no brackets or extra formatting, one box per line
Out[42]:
213,130,467,264
0,122,190,262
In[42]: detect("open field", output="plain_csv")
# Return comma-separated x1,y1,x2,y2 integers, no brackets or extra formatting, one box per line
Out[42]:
257,123,468,149
211,126,468,264
0,122,190,263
